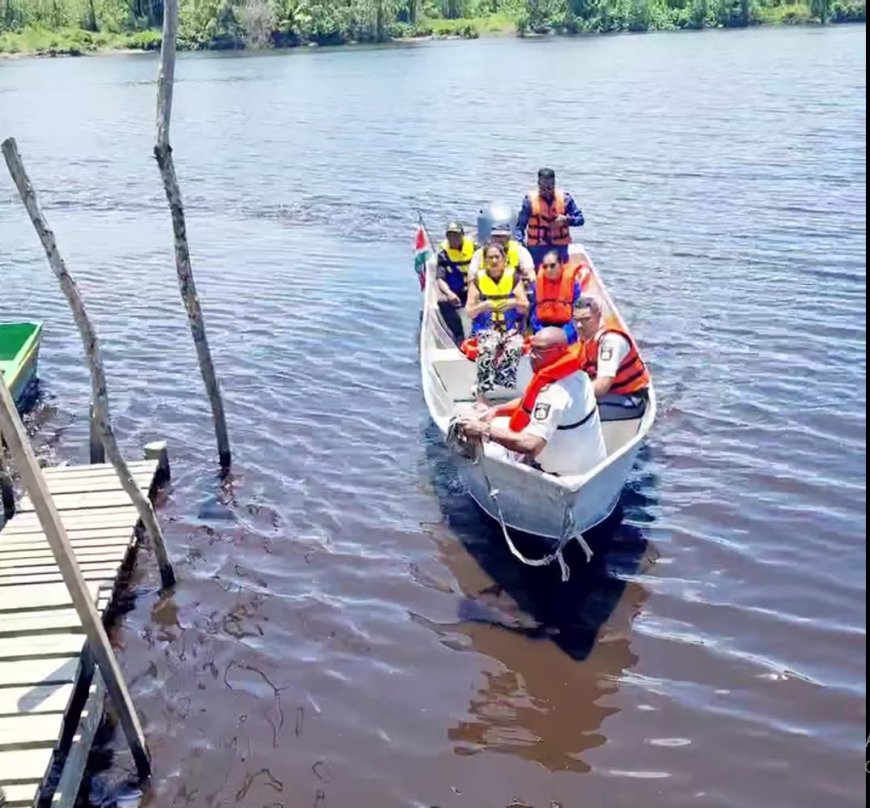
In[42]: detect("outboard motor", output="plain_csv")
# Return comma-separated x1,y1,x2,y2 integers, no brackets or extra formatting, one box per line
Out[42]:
477,202,517,244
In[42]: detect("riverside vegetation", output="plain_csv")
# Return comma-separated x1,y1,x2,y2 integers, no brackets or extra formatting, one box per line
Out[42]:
0,0,865,55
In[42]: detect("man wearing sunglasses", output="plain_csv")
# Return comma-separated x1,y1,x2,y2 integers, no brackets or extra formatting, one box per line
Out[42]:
573,297,651,418
529,250,582,344
458,327,606,477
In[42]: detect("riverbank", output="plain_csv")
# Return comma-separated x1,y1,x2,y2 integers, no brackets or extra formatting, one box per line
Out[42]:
0,6,865,58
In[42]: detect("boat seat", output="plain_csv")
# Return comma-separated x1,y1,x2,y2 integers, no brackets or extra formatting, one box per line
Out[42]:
430,348,532,403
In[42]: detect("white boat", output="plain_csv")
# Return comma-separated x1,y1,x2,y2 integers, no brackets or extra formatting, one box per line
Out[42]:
419,242,656,562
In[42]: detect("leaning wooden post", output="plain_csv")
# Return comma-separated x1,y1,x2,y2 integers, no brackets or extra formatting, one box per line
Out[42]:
0,449,14,524
153,0,232,471
0,373,151,779
89,403,106,464
1,137,176,589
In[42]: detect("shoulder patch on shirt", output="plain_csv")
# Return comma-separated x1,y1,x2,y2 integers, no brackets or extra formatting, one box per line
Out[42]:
600,344,613,362
533,403,551,421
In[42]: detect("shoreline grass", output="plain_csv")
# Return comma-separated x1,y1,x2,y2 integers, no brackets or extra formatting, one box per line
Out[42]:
0,10,864,58
0,26,161,57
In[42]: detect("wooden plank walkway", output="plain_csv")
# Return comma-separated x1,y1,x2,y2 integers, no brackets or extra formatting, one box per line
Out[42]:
0,460,161,807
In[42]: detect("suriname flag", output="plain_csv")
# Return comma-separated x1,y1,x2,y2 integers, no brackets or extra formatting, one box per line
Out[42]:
414,224,433,290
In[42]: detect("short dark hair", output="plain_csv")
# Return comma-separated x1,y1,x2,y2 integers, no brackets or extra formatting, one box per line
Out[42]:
541,249,562,266
538,168,556,182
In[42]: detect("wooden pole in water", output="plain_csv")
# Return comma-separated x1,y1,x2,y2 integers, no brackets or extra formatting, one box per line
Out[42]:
154,0,232,471
0,451,14,524
0,137,176,589
0,373,152,779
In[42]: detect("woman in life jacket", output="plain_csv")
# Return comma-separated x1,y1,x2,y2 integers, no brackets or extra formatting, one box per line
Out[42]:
464,241,530,398
529,250,582,343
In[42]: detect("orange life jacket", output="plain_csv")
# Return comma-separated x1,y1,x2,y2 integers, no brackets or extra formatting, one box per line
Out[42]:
526,189,571,246
533,267,576,326
579,328,650,395
505,346,583,432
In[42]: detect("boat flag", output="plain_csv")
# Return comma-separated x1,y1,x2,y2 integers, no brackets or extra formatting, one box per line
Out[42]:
414,222,433,290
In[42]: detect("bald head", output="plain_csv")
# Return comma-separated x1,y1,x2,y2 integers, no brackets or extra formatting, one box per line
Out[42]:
532,327,568,351
529,327,569,371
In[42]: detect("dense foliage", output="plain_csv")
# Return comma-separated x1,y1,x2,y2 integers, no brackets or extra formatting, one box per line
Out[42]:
0,0,864,53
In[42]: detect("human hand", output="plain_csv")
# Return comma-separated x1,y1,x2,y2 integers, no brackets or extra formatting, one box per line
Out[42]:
459,417,487,439
479,406,499,424
554,215,569,226
448,292,462,307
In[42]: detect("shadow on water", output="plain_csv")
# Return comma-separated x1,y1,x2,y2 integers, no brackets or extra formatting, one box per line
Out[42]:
421,419,659,661
418,421,661,772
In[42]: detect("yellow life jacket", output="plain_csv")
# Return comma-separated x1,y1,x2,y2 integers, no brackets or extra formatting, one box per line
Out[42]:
473,266,522,334
438,237,476,294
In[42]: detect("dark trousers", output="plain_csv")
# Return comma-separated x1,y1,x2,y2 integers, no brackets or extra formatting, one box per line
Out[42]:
438,301,466,345
598,390,649,421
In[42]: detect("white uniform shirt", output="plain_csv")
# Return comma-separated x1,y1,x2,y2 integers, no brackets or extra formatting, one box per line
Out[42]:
469,243,535,278
596,331,631,379
522,371,607,477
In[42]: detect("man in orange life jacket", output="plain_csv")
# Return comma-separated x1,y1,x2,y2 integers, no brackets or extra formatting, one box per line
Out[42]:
573,297,651,419
458,327,607,477
515,168,585,267
529,250,583,343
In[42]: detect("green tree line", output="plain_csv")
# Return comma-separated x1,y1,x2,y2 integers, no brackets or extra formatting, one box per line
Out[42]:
0,0,864,53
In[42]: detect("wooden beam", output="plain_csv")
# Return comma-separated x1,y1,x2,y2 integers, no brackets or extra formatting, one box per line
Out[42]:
155,0,231,471
0,136,175,590
0,375,151,778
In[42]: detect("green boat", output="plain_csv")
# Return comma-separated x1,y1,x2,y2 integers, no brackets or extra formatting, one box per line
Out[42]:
0,322,43,407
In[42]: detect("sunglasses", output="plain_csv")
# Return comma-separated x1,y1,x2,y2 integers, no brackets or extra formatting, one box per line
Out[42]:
530,344,562,356
541,262,559,270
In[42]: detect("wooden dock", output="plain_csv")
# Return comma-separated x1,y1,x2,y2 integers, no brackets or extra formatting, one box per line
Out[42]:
0,458,165,807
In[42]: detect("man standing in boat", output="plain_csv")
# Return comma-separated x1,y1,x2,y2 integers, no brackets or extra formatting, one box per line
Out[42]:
458,327,606,477
515,168,585,267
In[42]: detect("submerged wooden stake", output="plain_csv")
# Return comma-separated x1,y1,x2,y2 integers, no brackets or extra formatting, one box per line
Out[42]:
154,0,232,471
0,372,151,779
0,450,14,523
1,137,176,589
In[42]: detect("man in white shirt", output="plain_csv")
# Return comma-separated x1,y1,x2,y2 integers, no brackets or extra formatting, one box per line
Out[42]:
458,328,607,477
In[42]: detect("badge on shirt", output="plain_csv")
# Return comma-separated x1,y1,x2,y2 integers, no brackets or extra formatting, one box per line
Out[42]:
534,403,551,421
600,345,613,361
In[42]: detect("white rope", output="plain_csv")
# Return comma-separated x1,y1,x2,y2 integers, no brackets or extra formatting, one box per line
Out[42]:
446,418,594,581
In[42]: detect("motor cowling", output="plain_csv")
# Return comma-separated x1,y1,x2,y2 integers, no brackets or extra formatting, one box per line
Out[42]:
477,202,517,244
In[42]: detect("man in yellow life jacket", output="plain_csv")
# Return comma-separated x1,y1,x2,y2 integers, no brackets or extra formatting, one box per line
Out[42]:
436,220,476,343
572,297,651,419
516,168,585,267
458,327,607,477
469,203,535,288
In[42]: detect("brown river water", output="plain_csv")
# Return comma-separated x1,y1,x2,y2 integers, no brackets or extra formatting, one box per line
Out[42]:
0,24,866,808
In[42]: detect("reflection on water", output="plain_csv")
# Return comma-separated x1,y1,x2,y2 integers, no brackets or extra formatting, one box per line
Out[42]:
422,424,658,773
0,22,864,808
